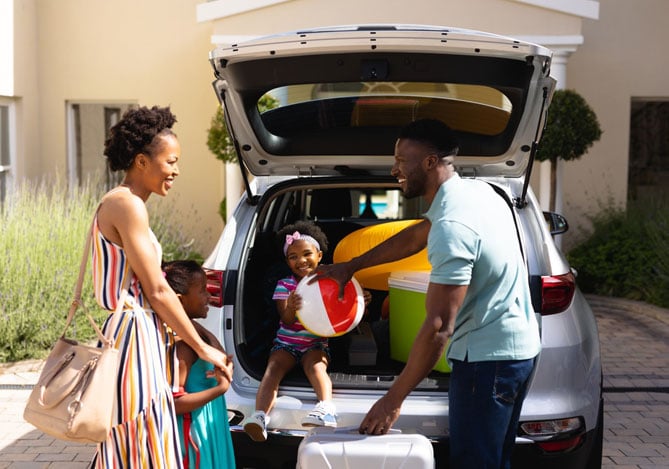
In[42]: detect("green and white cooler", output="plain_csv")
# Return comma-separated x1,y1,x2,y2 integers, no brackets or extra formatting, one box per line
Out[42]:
387,270,451,373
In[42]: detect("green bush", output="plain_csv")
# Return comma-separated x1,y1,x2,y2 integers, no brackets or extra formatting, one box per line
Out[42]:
0,176,201,362
536,89,602,211
567,198,669,307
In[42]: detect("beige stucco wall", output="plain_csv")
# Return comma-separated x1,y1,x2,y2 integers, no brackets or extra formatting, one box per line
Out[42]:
29,0,224,253
12,0,40,180
563,0,669,249
208,0,581,40
1,2,15,95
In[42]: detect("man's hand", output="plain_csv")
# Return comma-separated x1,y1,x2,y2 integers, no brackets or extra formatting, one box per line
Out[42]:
310,262,355,299
358,394,402,435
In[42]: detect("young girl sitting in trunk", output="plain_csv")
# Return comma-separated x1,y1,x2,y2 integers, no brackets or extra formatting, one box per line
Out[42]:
242,221,337,442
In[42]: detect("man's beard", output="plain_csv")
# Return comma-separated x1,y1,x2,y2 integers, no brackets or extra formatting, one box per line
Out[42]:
401,175,424,199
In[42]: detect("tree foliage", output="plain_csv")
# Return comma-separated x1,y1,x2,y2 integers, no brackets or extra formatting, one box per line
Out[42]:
537,89,602,163
206,105,234,163
206,94,280,164
536,89,602,211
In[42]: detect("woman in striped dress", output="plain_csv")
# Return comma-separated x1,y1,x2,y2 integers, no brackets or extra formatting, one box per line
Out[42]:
90,106,232,468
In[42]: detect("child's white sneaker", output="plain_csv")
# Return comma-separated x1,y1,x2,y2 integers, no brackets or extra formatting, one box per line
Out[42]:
242,411,268,442
302,401,337,428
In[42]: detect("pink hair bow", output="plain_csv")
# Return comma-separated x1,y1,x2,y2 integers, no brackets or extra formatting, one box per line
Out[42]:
285,231,301,246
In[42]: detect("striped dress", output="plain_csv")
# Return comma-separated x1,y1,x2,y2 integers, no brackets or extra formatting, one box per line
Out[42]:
90,214,183,468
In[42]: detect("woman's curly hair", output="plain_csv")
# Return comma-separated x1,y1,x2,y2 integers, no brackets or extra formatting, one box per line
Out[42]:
276,220,329,255
104,105,177,172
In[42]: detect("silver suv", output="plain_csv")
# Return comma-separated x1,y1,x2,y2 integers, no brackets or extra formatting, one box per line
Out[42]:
202,25,603,468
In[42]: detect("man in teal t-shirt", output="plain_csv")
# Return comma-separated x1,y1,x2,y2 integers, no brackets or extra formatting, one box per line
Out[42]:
315,119,540,469
425,172,540,365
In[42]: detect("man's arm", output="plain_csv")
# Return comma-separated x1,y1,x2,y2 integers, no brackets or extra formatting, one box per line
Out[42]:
313,219,431,295
359,282,466,435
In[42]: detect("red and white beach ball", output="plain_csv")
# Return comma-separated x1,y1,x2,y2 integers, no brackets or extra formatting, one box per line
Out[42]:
295,275,365,337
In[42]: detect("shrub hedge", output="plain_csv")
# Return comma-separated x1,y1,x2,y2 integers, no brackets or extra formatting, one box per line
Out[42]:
567,197,669,308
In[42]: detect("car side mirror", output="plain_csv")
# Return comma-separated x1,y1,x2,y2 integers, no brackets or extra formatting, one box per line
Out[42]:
543,212,569,235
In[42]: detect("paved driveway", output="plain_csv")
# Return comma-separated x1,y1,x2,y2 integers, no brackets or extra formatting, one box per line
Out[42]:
587,295,669,469
0,295,667,468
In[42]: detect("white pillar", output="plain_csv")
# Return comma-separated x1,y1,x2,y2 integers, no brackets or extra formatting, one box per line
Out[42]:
225,162,244,221
549,49,572,217
547,48,575,248
538,162,551,212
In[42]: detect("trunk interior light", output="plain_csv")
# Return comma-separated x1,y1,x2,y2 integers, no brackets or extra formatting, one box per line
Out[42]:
204,269,225,308
541,272,575,315
520,417,585,453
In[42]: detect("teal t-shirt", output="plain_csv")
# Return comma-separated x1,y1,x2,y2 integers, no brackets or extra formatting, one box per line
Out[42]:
424,174,540,363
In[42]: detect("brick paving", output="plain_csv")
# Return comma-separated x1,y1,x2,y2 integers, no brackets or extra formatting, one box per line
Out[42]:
588,295,669,469
0,294,667,468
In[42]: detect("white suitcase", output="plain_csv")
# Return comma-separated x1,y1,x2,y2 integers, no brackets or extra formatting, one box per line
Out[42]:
297,426,434,469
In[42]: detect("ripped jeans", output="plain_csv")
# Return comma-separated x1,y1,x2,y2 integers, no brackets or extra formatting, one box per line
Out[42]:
448,357,536,469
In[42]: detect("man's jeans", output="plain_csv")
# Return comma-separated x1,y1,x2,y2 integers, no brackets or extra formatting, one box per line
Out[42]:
449,357,536,469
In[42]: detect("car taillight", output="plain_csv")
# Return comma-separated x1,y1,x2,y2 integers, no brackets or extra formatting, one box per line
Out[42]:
519,417,585,453
204,268,224,308
541,272,575,315
536,435,584,452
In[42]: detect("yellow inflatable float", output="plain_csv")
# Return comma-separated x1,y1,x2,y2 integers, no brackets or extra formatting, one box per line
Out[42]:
333,220,431,291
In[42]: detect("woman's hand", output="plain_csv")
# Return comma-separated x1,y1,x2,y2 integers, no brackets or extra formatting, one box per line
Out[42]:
206,358,234,394
199,345,233,383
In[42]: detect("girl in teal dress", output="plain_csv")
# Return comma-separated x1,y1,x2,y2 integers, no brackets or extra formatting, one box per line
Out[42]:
164,260,236,469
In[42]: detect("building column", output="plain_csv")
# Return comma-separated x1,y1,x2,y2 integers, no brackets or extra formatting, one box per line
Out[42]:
225,162,244,221
542,48,573,216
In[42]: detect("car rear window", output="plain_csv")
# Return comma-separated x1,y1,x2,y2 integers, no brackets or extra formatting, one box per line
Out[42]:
262,82,512,137
254,80,520,157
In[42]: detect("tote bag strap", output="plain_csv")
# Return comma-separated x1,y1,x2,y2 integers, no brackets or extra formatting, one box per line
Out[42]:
61,212,132,347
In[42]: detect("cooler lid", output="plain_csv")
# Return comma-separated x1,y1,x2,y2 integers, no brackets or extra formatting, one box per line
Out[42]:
387,270,431,292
